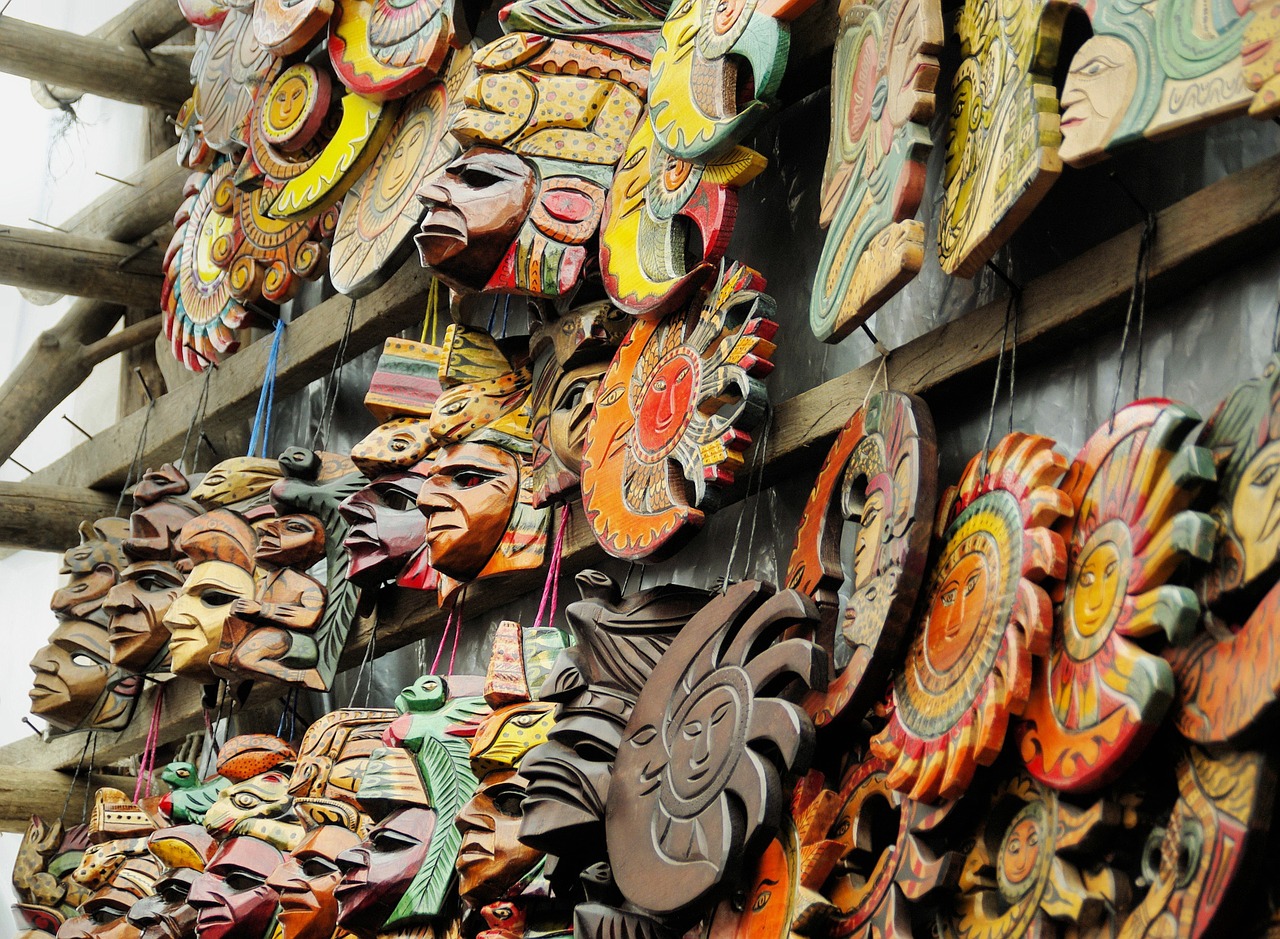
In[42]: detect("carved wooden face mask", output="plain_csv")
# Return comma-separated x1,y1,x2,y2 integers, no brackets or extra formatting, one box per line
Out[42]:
267,825,362,939
187,838,284,939
29,619,116,732
125,867,200,939
415,442,521,581
338,472,429,586
334,806,436,939
455,770,541,908
104,561,188,674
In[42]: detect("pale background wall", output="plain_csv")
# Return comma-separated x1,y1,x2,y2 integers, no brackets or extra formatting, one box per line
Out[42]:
0,2,142,932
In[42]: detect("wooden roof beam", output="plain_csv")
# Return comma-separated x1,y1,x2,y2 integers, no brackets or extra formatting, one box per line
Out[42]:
0,767,138,834
0,16,190,112
0,484,123,553
0,227,163,307
33,0,192,109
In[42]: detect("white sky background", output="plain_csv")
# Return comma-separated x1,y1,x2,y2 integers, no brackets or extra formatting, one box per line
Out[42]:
0,2,145,930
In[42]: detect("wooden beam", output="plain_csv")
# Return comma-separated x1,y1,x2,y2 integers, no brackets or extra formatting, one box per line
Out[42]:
0,16,190,112
30,261,436,491
1,150,1277,766
0,484,122,552
0,767,138,834
32,0,192,109
21,148,187,308
0,228,163,307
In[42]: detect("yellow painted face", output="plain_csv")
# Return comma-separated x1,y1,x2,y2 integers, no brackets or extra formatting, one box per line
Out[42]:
162,561,256,680
1058,35,1139,166
1070,539,1124,639
1232,437,1280,581
852,489,887,588
267,74,311,137
376,112,431,211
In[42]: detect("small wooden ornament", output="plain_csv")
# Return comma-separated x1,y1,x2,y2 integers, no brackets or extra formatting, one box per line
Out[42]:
500,0,669,59
163,161,259,372
363,338,445,424
872,434,1071,803
605,581,824,917
937,0,1073,278
328,0,458,102
579,262,778,562
938,773,1130,939
648,0,790,160
809,0,943,343
785,391,937,730
252,0,334,55
330,58,466,297
599,118,766,320
1117,746,1273,939
1060,1,1256,167
1018,401,1214,792
288,708,399,809
428,325,531,445
193,7,277,154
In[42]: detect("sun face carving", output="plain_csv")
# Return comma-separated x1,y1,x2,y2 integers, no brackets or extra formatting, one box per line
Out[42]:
580,261,778,561
1018,401,1215,792
604,581,824,917
872,434,1071,803
939,774,1129,939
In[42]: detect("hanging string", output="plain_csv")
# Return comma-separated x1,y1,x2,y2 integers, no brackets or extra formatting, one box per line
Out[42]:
276,687,301,739
448,586,465,676
347,620,379,708
178,366,215,473
532,503,571,630
486,295,500,334
501,295,512,337
79,733,98,823
861,351,891,413
59,734,93,825
133,686,165,801
723,404,773,588
1108,211,1157,428
420,279,441,345
312,299,357,451
248,319,286,458
115,398,155,516
430,605,457,674
980,283,1019,480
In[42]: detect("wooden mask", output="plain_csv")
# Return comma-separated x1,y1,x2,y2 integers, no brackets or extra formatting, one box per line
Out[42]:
529,301,630,507
164,509,258,684
872,434,1070,803
518,570,712,883
57,853,164,939
417,33,648,296
809,0,942,343
351,419,436,479
266,824,363,939
192,7,275,154
186,838,285,939
211,457,365,691
107,466,201,674
191,458,288,513
125,825,218,939
334,805,436,939
785,391,937,731
287,708,399,810
456,765,545,907
428,325,531,445
580,262,778,561
12,817,91,935
32,520,139,734
204,735,303,852
339,471,434,588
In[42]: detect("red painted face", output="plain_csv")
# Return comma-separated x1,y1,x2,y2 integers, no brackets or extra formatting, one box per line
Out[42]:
923,550,988,672
335,806,436,939
268,826,361,939
127,868,200,939
339,473,428,585
415,444,520,581
635,354,699,459
187,838,284,939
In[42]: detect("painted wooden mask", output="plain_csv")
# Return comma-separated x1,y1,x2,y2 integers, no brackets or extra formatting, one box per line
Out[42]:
125,825,218,939
334,805,436,939
164,510,258,684
339,471,431,587
106,466,201,674
417,33,648,297
186,838,284,939
267,824,363,939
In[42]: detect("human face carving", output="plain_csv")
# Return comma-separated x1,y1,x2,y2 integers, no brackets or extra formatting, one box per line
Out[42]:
884,0,927,127
339,473,428,585
851,489,887,587
268,826,361,939
1058,36,1139,166
51,564,118,622
104,563,185,672
162,563,256,682
414,147,537,291
254,515,324,568
187,839,284,939
1232,438,1280,581
335,806,436,939
923,550,988,673
127,869,200,939
415,443,520,581
456,771,542,906
29,619,113,730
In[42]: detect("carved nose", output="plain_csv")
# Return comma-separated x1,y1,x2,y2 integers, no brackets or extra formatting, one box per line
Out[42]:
417,182,449,207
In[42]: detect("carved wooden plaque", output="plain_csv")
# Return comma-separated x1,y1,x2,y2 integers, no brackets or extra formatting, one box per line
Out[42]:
872,434,1070,803
253,0,333,55
785,391,937,731
580,262,778,561
194,6,277,154
328,0,457,101
1018,401,1214,791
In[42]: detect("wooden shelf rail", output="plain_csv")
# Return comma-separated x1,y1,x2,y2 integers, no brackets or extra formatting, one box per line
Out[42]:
2,151,1278,772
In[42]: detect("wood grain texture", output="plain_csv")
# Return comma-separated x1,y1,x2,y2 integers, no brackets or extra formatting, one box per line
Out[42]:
0,228,163,307
0,16,190,112
0,485,121,553
0,768,137,835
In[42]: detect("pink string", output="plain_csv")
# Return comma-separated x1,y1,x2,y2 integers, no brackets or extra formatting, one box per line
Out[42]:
532,504,570,631
133,688,164,801
430,606,456,674
448,588,465,676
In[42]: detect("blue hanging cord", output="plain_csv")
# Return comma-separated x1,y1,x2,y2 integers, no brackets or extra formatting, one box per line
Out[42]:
487,295,499,334
501,295,511,337
248,319,286,458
